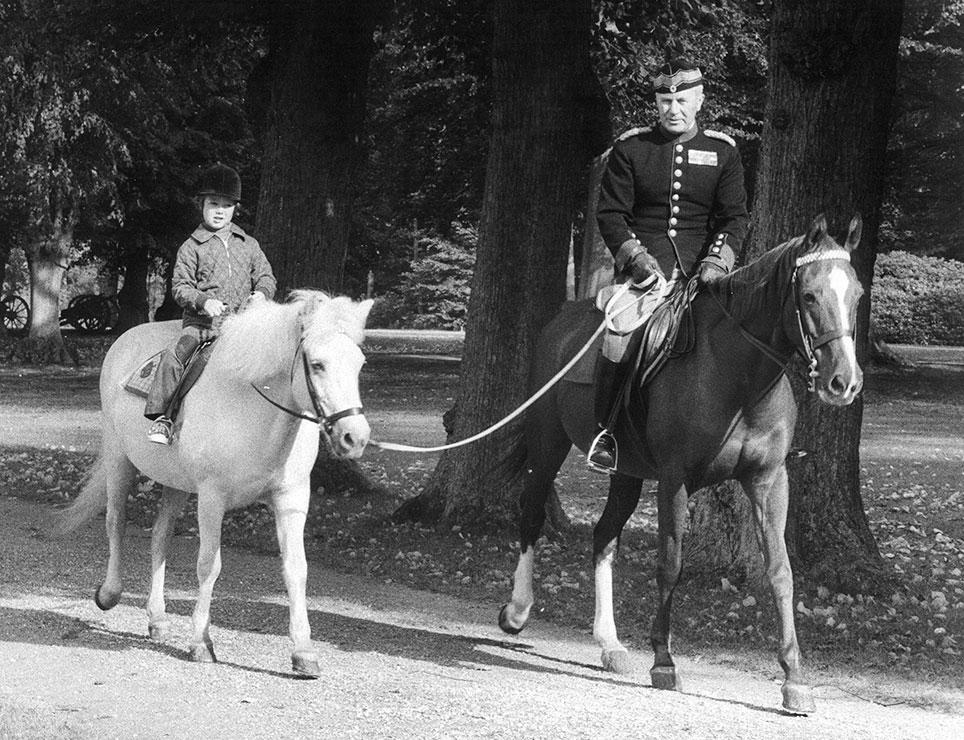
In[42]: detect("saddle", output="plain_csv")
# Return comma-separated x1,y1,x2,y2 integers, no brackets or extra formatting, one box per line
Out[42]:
123,338,217,412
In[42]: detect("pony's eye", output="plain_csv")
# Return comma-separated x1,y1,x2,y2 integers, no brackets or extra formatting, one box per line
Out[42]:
311,361,326,373
802,292,817,304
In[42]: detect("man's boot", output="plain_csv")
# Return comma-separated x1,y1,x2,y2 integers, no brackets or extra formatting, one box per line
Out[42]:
587,358,625,474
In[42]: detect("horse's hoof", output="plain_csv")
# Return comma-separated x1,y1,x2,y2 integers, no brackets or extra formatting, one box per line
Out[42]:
498,604,526,635
292,651,321,679
148,621,172,641
782,681,816,715
190,643,217,664
600,648,634,675
94,586,120,611
650,665,681,691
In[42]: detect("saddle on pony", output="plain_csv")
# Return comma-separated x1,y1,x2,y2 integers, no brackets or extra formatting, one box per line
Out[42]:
125,338,217,425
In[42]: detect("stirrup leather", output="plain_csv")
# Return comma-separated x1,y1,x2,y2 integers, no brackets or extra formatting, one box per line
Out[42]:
587,428,618,474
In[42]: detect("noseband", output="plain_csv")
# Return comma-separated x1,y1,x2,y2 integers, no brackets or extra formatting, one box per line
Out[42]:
250,334,365,437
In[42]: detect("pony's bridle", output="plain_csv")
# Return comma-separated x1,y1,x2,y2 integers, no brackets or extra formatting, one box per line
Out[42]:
708,249,854,393
250,333,365,437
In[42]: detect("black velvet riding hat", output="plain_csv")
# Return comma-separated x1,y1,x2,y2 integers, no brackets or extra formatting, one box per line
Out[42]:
651,57,703,94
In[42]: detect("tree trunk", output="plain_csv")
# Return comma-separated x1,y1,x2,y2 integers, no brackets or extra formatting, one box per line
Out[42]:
114,232,152,334
688,0,902,590
23,222,77,365
395,0,604,531
253,0,383,295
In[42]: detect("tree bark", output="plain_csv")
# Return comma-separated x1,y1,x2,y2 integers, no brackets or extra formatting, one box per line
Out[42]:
23,217,77,365
253,0,384,295
114,231,153,334
395,0,605,531
688,0,902,590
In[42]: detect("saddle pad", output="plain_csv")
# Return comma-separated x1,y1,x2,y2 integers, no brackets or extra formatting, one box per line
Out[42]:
123,351,163,398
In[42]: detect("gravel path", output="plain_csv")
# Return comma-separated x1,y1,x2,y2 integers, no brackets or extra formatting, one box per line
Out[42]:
1,496,962,739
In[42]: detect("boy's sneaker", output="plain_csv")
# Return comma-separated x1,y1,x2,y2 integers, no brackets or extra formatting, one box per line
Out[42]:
147,416,174,445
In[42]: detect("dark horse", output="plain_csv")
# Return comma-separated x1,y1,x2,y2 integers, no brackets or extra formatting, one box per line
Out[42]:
498,214,864,714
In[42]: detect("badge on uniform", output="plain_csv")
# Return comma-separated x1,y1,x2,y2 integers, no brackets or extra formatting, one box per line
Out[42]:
688,150,718,166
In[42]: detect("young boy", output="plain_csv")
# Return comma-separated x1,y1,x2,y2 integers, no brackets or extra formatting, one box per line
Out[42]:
144,163,277,444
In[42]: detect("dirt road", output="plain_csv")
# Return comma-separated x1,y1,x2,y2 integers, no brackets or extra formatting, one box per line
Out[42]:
1,495,961,739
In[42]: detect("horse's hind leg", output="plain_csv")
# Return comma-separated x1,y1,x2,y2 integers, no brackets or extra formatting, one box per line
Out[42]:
744,466,815,714
649,477,689,691
146,486,190,641
271,484,320,678
189,487,225,663
499,419,571,635
95,443,137,611
593,473,643,675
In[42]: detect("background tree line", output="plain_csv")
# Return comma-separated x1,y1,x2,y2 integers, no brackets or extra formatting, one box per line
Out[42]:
0,0,960,586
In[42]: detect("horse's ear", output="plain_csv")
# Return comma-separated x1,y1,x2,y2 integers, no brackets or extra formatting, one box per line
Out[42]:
844,213,862,252
806,214,828,246
356,298,375,328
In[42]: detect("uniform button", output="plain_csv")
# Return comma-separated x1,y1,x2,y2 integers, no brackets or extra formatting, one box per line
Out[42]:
670,217,678,226
673,182,681,190
672,206,680,214
668,229,677,237
672,194,680,201
674,169,682,177
675,144,683,152
675,156,683,164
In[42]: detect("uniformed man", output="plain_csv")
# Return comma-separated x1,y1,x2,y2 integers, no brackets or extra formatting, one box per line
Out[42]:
588,56,750,473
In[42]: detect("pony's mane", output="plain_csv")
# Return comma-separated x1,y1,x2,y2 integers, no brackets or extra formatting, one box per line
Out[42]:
209,290,366,383
716,231,839,321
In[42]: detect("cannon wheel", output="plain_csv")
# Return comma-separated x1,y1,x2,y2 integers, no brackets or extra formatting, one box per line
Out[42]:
1,294,30,334
65,294,114,334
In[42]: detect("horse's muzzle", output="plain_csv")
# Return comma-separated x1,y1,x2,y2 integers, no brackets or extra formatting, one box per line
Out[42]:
330,414,371,458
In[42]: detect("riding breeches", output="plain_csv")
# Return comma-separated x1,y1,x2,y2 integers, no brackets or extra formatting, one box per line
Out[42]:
144,326,212,420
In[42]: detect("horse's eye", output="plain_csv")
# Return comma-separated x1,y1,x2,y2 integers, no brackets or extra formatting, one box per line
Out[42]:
311,361,326,373
802,292,817,304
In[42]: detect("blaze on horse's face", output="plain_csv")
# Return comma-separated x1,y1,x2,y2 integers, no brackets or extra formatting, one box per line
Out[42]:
795,215,864,406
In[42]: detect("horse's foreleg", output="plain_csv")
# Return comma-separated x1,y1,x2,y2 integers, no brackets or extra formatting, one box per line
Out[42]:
593,473,643,675
190,489,224,664
96,446,136,611
650,479,688,691
146,486,189,641
271,486,320,678
746,466,815,714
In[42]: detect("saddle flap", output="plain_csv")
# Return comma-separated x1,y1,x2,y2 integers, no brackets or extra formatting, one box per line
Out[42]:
123,351,163,398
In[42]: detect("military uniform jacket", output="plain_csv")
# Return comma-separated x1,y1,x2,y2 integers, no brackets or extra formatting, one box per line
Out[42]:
172,222,277,330
596,125,749,277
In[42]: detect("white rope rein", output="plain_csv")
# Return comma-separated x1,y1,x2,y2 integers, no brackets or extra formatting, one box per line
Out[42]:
369,283,649,454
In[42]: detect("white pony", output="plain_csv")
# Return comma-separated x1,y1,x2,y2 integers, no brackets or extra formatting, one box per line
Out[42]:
62,290,372,677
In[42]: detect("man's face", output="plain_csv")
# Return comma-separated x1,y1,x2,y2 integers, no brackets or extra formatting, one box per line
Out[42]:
655,86,704,135
201,195,237,231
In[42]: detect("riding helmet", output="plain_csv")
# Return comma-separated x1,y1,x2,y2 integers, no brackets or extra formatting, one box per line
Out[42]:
196,163,242,203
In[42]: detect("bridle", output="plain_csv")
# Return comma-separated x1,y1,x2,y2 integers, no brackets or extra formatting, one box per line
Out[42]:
250,333,365,437
707,249,855,392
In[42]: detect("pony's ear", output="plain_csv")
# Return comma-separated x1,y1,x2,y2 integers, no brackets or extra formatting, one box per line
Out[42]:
356,298,375,328
806,214,828,246
844,213,862,252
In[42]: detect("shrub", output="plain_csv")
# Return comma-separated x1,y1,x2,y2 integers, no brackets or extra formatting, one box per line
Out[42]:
872,251,964,345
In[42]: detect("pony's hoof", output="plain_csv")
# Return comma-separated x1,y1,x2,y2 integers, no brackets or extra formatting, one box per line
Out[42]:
292,651,321,679
190,643,217,664
148,621,172,641
498,604,526,635
94,586,120,611
782,681,816,715
600,648,634,675
650,665,681,691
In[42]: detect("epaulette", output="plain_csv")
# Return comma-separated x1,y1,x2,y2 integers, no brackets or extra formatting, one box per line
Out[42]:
704,129,736,147
616,125,652,142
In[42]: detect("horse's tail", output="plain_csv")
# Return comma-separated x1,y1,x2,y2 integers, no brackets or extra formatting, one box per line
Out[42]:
57,451,110,535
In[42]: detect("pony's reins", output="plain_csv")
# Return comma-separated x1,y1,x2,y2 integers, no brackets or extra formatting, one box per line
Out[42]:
369,280,658,453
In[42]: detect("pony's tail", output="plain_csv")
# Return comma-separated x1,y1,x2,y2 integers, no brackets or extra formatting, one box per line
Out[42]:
57,453,110,535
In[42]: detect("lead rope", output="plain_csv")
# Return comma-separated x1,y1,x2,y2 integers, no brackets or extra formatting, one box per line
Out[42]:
370,283,648,453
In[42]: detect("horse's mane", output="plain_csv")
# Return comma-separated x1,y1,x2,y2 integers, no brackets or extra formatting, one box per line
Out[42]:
209,289,366,383
715,231,838,321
